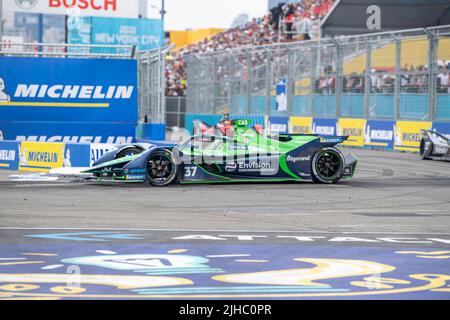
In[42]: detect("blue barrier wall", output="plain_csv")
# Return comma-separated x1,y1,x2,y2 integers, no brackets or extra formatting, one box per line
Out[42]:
230,94,449,119
0,56,138,143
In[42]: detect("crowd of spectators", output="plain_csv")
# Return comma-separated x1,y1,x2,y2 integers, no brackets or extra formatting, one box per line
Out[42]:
313,63,450,95
165,0,336,96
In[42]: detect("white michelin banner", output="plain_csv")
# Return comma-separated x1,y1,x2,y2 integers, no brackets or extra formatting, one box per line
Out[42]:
5,0,139,19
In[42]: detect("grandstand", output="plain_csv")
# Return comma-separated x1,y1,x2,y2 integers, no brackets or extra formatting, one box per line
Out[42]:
165,0,336,97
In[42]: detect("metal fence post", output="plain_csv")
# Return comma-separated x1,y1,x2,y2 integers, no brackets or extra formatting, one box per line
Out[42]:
310,47,318,117
265,49,272,117
287,47,294,117
364,42,372,119
427,30,438,121
246,49,253,114
335,43,343,118
394,38,401,120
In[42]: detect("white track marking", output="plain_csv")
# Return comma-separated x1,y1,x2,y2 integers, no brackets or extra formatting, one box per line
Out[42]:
206,254,251,258
0,227,450,235
0,258,27,261
41,265,64,270
96,250,117,255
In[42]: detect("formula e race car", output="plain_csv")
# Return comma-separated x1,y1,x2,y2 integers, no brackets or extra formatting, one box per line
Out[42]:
84,121,358,186
420,130,450,161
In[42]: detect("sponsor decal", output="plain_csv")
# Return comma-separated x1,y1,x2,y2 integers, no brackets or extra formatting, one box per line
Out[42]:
0,141,20,170
225,163,237,173
15,0,38,10
126,175,145,180
337,118,367,147
238,161,275,173
290,117,313,134
0,149,16,161
90,144,115,165
364,120,396,149
286,155,311,163
394,121,432,152
19,141,65,173
5,0,139,19
312,118,337,136
320,137,343,143
268,116,289,135
15,136,133,145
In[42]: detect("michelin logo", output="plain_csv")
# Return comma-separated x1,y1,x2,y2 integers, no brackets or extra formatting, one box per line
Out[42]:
14,84,134,100
16,136,133,144
364,125,394,143
0,77,11,102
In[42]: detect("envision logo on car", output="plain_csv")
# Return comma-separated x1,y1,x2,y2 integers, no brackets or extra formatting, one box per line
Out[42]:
225,163,237,172
286,155,310,163
239,162,272,170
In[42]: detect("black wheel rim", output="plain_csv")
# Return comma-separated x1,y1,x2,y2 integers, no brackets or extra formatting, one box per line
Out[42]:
147,154,174,183
316,151,342,180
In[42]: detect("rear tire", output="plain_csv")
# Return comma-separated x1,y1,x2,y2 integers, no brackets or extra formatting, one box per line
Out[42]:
312,147,345,184
146,150,178,187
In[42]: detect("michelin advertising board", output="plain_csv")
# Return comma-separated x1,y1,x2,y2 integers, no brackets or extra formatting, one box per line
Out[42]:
0,56,137,143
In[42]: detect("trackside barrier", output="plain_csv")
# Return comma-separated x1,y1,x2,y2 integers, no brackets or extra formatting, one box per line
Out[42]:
0,141,115,172
185,114,450,153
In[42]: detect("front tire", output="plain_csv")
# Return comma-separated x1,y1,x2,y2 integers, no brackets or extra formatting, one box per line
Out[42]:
312,147,345,184
419,140,432,160
146,150,178,187
116,147,143,159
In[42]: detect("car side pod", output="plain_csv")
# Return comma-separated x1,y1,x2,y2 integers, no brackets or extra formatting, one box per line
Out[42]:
342,154,358,179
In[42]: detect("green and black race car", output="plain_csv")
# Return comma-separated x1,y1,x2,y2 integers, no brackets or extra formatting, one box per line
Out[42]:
85,120,358,186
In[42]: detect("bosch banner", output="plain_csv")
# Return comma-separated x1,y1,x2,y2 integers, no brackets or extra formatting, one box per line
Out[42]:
0,56,137,143
0,141,20,170
364,120,396,150
4,0,139,19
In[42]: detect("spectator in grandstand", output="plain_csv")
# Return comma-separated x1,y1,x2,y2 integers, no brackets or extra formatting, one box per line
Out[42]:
164,0,337,96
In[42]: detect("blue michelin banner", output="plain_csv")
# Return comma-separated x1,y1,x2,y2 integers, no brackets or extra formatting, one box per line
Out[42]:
312,118,338,136
0,141,20,170
268,116,289,134
0,56,137,143
0,122,135,144
432,122,450,139
64,144,91,168
364,120,396,150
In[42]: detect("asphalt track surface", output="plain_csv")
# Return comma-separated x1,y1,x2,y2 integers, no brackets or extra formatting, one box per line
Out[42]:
0,148,449,300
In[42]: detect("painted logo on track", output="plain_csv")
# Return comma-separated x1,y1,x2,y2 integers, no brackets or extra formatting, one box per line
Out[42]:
0,241,449,299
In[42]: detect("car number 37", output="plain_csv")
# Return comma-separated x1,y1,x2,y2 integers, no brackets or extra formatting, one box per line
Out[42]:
184,166,198,177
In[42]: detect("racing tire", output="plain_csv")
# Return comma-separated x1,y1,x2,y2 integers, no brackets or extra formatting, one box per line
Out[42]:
116,147,143,159
419,140,432,160
146,150,178,187
312,147,345,184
